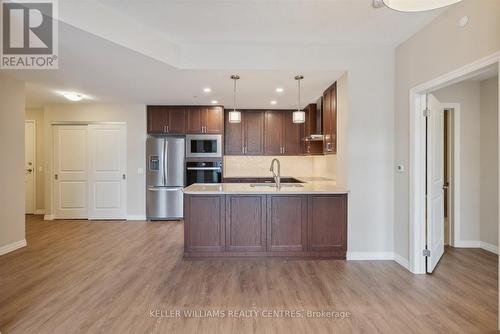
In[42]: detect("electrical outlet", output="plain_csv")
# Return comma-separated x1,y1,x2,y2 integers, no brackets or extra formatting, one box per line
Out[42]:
396,165,405,173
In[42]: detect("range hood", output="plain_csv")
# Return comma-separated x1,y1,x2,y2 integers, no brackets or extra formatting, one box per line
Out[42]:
305,96,324,141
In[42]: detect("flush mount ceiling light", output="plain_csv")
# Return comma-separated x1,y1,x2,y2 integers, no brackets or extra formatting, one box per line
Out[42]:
228,75,241,123
203,87,211,93
211,100,218,104
59,91,85,102
270,100,277,105
382,0,463,12
293,75,305,124
275,87,284,93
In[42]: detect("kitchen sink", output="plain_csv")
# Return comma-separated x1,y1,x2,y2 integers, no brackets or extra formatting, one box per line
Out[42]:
250,183,304,188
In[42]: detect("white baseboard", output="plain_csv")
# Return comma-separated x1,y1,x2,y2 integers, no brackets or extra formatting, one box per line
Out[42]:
35,209,45,215
44,214,54,221
127,215,147,221
0,239,27,256
455,240,481,248
480,241,498,254
347,251,394,261
393,253,410,270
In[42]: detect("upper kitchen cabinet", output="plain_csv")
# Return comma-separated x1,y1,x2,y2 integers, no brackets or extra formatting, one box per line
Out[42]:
225,110,265,155
264,110,303,156
147,106,186,134
322,82,337,154
187,106,224,134
303,103,324,155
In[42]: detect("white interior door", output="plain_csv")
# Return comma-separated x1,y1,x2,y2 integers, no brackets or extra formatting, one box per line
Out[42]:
53,125,88,219
25,121,35,214
87,124,127,220
426,94,445,273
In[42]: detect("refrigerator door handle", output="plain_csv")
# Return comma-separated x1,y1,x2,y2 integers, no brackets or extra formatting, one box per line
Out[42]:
163,139,167,186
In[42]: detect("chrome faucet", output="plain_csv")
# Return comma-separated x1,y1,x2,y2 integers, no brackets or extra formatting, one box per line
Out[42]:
269,158,281,188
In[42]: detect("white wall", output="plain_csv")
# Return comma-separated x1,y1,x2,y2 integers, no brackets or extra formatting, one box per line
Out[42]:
25,108,45,213
42,104,146,218
0,74,26,253
480,76,499,248
395,0,500,260
433,81,481,243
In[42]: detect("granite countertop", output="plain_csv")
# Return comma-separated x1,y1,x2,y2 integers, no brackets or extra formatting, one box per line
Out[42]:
183,177,348,195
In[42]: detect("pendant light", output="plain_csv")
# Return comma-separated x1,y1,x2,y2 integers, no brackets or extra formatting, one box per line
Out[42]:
228,75,241,123
293,75,305,124
382,0,463,12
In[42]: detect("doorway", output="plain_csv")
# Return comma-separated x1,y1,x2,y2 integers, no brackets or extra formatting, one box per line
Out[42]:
25,120,36,214
52,123,127,220
409,53,500,275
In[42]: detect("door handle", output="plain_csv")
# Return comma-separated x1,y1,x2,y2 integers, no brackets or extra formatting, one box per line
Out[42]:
26,168,33,173
54,174,58,180
122,174,126,180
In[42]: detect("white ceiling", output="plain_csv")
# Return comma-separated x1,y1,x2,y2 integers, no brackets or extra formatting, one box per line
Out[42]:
3,0,445,108
97,0,442,46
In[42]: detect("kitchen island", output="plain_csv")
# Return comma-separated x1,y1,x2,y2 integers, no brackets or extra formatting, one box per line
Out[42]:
183,177,349,259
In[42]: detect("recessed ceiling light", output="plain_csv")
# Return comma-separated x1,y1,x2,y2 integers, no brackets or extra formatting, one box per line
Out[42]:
58,91,85,102
276,87,284,93
211,100,218,104
270,100,277,105
203,87,211,93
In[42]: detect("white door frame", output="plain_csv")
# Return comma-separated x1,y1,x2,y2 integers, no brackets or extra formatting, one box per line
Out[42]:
409,51,500,274
25,120,36,214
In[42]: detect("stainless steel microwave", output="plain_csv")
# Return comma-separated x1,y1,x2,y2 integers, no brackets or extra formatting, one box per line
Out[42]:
185,134,222,158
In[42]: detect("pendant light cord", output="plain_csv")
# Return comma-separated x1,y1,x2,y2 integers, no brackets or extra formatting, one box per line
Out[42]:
233,77,237,112
297,78,301,111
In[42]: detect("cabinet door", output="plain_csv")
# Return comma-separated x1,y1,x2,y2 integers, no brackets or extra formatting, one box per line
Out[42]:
147,107,168,134
244,111,264,155
267,195,307,252
204,107,223,134
264,111,283,155
184,195,225,252
308,195,347,252
226,195,266,252
330,83,337,154
322,89,332,152
167,108,186,134
224,109,244,155
186,108,203,133
282,112,303,155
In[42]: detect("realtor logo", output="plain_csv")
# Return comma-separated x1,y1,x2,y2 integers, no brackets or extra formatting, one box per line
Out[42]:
1,0,58,69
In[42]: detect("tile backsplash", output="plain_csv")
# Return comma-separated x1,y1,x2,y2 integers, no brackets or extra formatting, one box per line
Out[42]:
223,155,336,180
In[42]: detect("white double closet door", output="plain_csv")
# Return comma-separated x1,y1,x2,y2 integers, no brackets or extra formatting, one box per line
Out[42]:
53,124,127,220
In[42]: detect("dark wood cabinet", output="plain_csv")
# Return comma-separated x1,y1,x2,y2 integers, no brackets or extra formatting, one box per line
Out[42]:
322,82,337,154
187,106,223,134
264,110,303,156
226,195,266,252
303,103,324,155
184,195,225,252
184,193,347,259
224,110,264,155
147,106,186,134
267,195,307,252
282,112,303,155
264,111,283,155
308,195,347,252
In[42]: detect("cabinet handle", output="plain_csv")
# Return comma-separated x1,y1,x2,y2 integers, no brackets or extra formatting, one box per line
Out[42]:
163,125,167,133
166,125,169,133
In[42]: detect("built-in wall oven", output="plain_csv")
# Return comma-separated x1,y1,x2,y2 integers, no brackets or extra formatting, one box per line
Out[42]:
186,161,222,186
185,134,222,158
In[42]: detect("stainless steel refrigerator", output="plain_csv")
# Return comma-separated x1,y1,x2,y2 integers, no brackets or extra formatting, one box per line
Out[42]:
146,136,185,220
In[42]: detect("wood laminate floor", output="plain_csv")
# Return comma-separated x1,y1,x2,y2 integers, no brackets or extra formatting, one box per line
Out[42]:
0,215,497,334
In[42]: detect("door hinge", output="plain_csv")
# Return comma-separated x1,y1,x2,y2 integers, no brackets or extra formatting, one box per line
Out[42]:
423,249,430,257
423,108,431,118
